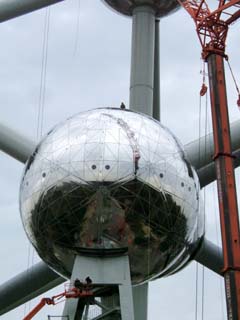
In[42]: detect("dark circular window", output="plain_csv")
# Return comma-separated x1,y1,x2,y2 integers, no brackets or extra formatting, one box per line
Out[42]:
159,173,164,178
181,182,184,187
105,165,110,170
92,165,97,170
42,172,46,178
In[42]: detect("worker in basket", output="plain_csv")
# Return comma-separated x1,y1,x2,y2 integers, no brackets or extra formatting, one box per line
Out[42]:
74,277,92,292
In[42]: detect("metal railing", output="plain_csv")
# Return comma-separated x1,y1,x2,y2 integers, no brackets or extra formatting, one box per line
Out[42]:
47,316,69,320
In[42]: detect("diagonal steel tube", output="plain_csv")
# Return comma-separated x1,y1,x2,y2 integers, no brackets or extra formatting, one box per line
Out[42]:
0,262,64,315
1,119,235,315
0,0,64,22
184,119,240,171
0,238,224,316
197,148,240,188
1,111,238,317
0,122,35,163
194,238,223,274
1,119,240,188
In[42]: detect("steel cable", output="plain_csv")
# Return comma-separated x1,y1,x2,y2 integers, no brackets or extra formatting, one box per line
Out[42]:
23,7,51,318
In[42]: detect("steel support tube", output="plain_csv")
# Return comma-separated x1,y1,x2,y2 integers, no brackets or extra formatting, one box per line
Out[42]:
197,148,240,188
0,237,224,316
0,0,64,22
153,19,160,121
1,117,240,189
184,119,240,171
208,54,240,320
129,5,156,116
194,238,223,275
132,283,148,320
0,262,64,315
0,122,35,163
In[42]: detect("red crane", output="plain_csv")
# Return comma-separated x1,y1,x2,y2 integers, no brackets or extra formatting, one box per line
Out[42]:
177,1,240,319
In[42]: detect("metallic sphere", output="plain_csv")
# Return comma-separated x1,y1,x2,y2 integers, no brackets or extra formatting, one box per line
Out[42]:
20,108,203,284
102,0,180,18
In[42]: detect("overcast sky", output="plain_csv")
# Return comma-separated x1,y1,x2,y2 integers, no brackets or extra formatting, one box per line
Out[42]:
1,0,240,319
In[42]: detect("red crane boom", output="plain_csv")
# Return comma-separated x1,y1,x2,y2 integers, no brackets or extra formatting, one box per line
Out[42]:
178,0,240,59
177,1,240,319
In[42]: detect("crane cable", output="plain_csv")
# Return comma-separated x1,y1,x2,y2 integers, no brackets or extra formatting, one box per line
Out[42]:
195,89,202,320
201,89,208,320
200,71,208,320
195,60,209,320
195,75,202,320
212,155,226,319
202,61,226,318
200,61,208,97
198,58,227,319
200,53,240,107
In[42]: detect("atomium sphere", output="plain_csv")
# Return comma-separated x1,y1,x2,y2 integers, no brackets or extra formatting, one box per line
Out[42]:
20,108,203,285
102,0,180,18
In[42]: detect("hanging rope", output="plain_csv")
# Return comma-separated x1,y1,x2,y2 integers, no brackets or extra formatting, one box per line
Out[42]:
201,265,205,320
212,145,226,320
195,262,199,320
226,58,240,108
23,8,51,318
73,0,81,57
200,61,208,97
195,67,209,320
23,244,33,316
37,7,51,140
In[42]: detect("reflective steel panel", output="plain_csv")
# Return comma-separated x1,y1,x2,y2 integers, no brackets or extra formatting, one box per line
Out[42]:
102,0,180,18
20,108,203,284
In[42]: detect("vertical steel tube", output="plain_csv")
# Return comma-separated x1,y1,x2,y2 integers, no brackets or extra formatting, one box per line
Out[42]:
207,53,240,320
128,14,159,319
153,19,160,121
129,5,156,116
132,283,148,320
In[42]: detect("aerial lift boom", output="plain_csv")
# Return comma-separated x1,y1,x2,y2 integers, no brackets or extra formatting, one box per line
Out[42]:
22,282,93,320
23,297,55,320
177,1,240,319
